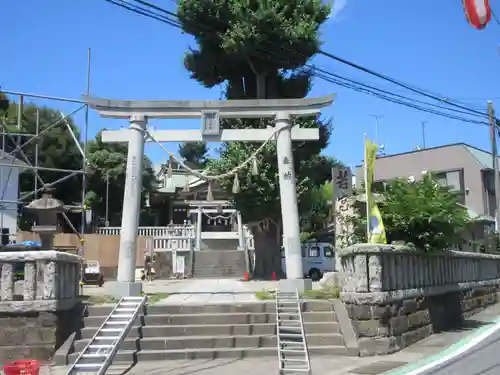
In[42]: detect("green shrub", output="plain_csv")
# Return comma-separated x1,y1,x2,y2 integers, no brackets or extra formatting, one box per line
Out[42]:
379,174,470,252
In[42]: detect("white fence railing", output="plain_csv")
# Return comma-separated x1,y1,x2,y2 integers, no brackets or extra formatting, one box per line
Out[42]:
95,225,255,251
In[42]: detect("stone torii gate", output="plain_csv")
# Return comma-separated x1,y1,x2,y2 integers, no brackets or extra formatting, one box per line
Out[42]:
86,95,334,296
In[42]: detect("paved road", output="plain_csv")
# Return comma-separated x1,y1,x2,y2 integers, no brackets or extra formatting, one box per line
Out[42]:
418,327,500,375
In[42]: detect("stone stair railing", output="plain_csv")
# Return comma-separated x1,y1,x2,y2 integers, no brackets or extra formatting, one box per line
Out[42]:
0,251,81,312
339,244,500,300
337,244,500,356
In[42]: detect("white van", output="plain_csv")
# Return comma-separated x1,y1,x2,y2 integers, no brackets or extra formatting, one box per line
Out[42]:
281,242,335,281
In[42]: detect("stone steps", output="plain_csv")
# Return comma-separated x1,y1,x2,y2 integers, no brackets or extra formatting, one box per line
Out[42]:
74,333,344,352
86,301,333,315
83,311,337,326
80,321,340,339
67,301,353,364
69,345,354,364
192,269,246,278
192,250,246,278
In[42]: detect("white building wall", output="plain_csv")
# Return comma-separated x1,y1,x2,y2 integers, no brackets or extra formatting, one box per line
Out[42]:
0,166,19,237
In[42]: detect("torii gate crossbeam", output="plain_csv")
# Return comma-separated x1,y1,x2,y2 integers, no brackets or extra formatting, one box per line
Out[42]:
86,95,335,297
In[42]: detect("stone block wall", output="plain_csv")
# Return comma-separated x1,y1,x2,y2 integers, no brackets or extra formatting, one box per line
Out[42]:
154,250,192,279
338,244,500,356
0,304,84,365
345,297,432,356
346,287,499,356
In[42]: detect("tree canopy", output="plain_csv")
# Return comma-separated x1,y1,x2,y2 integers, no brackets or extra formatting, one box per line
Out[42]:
85,131,157,226
178,0,334,278
379,174,470,251
178,142,209,169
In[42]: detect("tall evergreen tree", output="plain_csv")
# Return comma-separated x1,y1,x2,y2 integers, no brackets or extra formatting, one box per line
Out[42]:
177,0,334,278
178,142,209,169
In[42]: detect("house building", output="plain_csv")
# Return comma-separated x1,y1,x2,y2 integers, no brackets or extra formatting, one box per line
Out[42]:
151,161,229,227
95,160,251,278
354,143,498,251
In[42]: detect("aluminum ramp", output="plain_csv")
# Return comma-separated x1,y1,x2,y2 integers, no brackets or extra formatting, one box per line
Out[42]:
67,296,147,375
276,290,311,374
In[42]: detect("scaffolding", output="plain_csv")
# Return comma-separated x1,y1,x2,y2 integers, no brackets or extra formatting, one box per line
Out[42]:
0,49,92,253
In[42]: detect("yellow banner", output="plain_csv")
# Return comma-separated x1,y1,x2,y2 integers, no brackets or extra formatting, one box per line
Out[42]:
369,202,387,244
365,139,378,200
364,138,387,244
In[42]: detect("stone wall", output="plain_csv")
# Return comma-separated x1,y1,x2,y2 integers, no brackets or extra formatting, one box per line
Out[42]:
154,250,192,279
0,251,84,364
0,300,84,365
0,251,81,312
338,244,500,356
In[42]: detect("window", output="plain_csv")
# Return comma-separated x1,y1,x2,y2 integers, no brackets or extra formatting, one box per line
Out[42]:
324,246,333,258
308,246,320,257
372,181,387,193
433,170,465,204
433,171,462,192
280,247,285,258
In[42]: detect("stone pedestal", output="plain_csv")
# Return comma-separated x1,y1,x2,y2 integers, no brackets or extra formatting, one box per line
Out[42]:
106,281,143,297
279,278,312,293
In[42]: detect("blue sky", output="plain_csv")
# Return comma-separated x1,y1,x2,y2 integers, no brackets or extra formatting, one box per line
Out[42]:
2,0,500,170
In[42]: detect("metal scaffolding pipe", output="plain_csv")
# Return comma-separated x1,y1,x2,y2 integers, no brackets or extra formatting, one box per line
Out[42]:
1,90,86,104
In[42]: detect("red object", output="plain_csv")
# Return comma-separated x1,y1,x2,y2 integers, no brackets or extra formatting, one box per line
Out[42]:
3,360,40,375
244,271,249,281
272,271,277,281
463,0,491,30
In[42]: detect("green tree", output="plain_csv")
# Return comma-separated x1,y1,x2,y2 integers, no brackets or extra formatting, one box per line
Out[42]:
178,142,209,169
299,158,345,239
379,174,470,251
0,93,9,117
300,180,333,241
178,0,332,278
85,131,157,226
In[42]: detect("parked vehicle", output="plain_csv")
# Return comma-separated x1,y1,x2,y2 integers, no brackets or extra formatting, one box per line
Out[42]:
82,260,104,287
281,241,335,281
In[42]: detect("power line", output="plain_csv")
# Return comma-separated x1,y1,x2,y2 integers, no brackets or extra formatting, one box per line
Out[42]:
317,49,489,118
491,8,500,27
149,0,490,119
104,0,181,27
105,0,491,126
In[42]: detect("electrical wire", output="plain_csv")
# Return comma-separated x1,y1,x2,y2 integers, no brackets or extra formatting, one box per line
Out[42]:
491,7,500,27
105,0,491,126
153,0,491,120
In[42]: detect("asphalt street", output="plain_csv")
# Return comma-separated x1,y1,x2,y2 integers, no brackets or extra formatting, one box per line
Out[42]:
419,326,500,375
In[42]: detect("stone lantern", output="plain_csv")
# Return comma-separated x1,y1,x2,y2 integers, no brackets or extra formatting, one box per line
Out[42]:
25,188,67,250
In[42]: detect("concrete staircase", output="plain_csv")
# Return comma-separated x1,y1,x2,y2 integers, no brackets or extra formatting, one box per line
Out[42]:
68,301,356,363
192,250,246,278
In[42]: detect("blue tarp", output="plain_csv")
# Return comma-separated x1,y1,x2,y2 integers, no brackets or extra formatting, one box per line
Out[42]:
6,241,42,247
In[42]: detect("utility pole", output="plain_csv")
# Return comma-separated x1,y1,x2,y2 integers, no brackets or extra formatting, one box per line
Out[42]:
421,121,427,149
488,101,500,234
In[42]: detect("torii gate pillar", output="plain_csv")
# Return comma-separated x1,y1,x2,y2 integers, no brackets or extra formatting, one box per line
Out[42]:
86,95,334,296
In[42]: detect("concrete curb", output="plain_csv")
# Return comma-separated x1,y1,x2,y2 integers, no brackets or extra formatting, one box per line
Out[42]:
382,317,500,375
332,299,359,356
52,332,76,366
